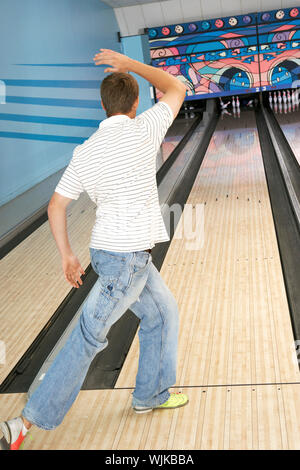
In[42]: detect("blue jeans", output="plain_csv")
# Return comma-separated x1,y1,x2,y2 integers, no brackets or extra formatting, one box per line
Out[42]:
22,248,179,430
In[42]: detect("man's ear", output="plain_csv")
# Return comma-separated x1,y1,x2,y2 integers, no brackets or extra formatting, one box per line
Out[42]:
101,99,109,117
133,96,139,110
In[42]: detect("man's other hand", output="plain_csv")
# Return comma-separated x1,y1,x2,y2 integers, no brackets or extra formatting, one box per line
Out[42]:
62,253,85,289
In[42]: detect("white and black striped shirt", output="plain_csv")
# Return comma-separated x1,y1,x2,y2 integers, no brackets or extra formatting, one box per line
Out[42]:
55,101,174,252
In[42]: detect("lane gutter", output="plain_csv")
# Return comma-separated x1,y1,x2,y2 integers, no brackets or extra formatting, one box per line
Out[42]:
255,105,300,356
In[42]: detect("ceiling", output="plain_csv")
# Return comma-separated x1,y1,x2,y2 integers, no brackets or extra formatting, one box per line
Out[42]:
111,0,298,36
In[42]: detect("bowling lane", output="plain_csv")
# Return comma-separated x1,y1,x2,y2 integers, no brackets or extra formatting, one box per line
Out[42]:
156,115,198,170
271,102,300,166
117,109,300,390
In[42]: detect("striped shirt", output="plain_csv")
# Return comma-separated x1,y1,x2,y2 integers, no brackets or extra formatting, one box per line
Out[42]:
55,101,174,252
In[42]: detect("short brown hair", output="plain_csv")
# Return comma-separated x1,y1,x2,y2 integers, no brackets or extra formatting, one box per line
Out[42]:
100,73,139,117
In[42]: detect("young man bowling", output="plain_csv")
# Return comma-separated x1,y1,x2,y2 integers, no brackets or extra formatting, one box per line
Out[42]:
0,49,188,450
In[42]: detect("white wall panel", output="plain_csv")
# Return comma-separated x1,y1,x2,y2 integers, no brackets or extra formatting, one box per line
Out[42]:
241,0,260,14
141,2,166,27
161,0,184,25
114,8,129,36
200,0,222,20
219,0,241,17
179,0,203,22
260,0,282,11
281,0,299,7
121,4,146,34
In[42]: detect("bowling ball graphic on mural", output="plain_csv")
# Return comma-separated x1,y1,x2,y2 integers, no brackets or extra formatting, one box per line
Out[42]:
290,8,299,18
175,24,183,34
215,19,224,28
243,15,252,24
201,21,211,30
231,71,250,90
271,61,297,87
229,17,238,26
161,27,170,36
275,10,285,20
148,29,157,38
188,23,197,32
261,12,271,22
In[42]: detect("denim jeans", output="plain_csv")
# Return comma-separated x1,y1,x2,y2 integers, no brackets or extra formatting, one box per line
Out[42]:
22,248,179,430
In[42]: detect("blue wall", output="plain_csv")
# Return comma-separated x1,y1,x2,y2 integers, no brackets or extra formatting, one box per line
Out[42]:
0,0,121,206
121,35,155,115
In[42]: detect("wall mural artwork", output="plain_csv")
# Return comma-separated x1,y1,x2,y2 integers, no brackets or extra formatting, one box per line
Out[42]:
257,10,300,93
148,6,300,100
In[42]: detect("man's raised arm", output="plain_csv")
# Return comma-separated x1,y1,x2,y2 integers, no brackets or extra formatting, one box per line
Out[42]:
93,49,187,119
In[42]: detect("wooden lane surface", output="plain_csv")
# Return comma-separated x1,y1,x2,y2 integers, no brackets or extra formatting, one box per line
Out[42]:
116,112,300,389
0,383,299,449
0,193,95,384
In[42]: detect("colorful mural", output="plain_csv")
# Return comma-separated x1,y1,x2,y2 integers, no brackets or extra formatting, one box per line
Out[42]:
148,6,300,100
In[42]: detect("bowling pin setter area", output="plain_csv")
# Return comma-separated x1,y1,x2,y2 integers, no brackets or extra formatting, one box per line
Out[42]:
269,88,300,114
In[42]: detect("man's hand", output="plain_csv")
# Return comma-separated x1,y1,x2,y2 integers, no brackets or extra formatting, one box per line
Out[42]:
47,192,85,289
93,49,132,73
62,253,85,289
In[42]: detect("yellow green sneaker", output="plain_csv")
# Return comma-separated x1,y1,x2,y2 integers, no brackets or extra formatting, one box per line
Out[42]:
133,392,189,414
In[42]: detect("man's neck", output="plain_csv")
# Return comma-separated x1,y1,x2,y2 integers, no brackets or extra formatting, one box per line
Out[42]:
109,111,135,119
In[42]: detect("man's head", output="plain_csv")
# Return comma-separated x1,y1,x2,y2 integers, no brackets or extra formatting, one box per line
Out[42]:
100,72,139,118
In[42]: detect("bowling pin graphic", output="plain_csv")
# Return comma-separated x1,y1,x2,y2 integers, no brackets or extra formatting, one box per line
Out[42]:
269,92,273,107
236,96,240,108
296,87,300,108
291,89,295,110
278,91,282,104
232,96,236,108
274,92,277,104
184,102,188,119
287,91,292,112
283,90,286,104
